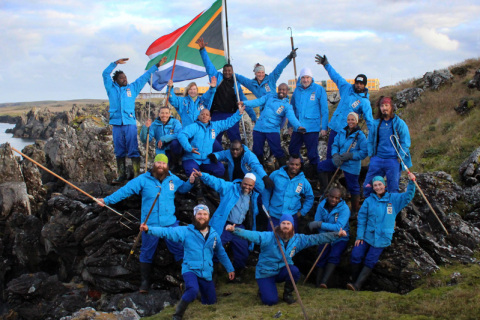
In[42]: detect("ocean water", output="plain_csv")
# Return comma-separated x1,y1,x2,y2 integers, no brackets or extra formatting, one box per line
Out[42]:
0,122,38,155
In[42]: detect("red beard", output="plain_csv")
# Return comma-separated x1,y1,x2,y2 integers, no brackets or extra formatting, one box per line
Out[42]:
275,226,294,241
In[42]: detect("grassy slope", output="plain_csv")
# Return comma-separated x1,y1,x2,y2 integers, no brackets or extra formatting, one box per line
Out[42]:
145,263,480,320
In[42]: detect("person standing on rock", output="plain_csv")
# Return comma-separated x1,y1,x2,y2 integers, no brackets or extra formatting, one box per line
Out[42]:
140,106,183,170
263,154,314,231
240,83,306,167
192,170,262,281
363,96,412,198
307,188,350,288
315,54,374,162
167,77,217,128
235,49,297,98
225,214,345,305
97,154,195,293
288,67,329,169
348,173,416,291
140,204,234,320
102,56,167,183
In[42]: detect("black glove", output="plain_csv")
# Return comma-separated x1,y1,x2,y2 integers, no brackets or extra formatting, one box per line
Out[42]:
315,54,329,66
308,221,322,231
332,153,343,167
339,152,353,161
287,48,298,59
297,127,307,134
207,153,218,164
263,176,275,190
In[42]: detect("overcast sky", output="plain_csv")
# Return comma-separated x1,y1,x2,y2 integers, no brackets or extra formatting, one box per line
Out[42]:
1,0,479,103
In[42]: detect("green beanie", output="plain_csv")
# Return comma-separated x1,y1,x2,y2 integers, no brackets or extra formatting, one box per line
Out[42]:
154,153,169,164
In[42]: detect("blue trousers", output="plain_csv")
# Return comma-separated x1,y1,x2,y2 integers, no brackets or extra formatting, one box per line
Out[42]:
316,241,349,267
267,215,299,233
140,220,184,263
253,131,284,159
211,112,241,147
156,139,183,163
317,159,361,195
112,124,140,158
182,272,216,304
289,132,320,165
256,265,300,306
182,159,225,178
350,242,384,269
326,130,338,160
219,224,249,270
363,156,401,197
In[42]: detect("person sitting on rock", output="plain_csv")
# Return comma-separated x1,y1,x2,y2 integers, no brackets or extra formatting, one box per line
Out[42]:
192,170,263,281
97,154,195,293
235,49,297,98
307,188,350,288
208,139,275,191
315,54,374,163
140,204,234,320
263,154,314,232
363,96,412,198
240,83,306,167
348,173,416,291
317,112,368,217
102,56,167,183
225,214,346,305
178,105,245,202
140,106,183,170
167,77,217,128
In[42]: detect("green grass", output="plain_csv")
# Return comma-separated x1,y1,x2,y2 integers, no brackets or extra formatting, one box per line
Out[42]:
145,263,480,320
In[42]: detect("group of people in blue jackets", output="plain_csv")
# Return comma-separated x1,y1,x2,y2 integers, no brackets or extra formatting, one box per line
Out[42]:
101,42,417,319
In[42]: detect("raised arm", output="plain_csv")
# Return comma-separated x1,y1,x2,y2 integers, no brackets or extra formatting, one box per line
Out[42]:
147,225,187,242
104,178,143,205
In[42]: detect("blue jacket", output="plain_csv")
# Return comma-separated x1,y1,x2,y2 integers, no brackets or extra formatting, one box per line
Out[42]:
168,86,216,127
367,115,412,169
244,94,302,133
102,62,158,126
236,57,291,98
290,79,329,132
139,117,182,154
332,126,368,175
314,199,350,243
200,173,263,238
147,225,234,280
213,144,267,182
178,111,242,163
199,49,257,122
264,167,314,219
324,64,374,133
356,180,416,248
233,229,338,278
104,171,193,227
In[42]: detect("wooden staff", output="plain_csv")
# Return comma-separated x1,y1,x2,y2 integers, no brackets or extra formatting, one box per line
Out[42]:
125,188,161,266
145,74,153,170
165,45,179,108
287,27,297,79
232,69,249,145
11,146,136,229
303,243,328,284
262,205,308,320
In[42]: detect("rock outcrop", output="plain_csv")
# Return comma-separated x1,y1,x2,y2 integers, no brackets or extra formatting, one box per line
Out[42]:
423,69,453,91
467,69,480,91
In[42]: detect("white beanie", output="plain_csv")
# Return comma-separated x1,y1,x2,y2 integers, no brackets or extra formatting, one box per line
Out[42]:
244,173,257,182
299,67,313,78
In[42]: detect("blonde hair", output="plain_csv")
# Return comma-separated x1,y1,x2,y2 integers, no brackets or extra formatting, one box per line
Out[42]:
184,82,198,97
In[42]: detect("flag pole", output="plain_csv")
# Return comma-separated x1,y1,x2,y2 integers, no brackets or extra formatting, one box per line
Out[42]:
145,74,153,171
224,0,248,145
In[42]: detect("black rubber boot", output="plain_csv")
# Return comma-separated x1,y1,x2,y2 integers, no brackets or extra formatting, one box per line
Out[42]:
283,281,296,304
347,266,372,291
315,267,324,288
319,263,336,289
172,299,190,320
276,156,288,168
348,263,362,283
113,157,127,184
318,171,329,194
194,180,205,204
139,262,152,293
132,157,141,178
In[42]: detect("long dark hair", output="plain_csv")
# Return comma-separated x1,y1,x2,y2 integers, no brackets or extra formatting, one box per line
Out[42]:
375,96,394,119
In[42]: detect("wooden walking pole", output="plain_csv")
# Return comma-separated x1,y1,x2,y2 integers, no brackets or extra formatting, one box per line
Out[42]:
125,188,161,266
303,243,328,284
287,27,297,79
164,45,179,108
232,70,249,145
262,205,309,320
145,73,153,170
11,146,136,229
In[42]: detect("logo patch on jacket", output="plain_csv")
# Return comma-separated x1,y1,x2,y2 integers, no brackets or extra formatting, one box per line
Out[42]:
310,93,315,100
387,203,393,214
276,105,285,114
169,180,174,191
213,237,217,249
126,88,132,97
211,129,216,139
198,103,204,111
290,246,296,258
244,163,252,172
265,84,271,92
170,129,174,134
351,100,360,109
295,183,303,193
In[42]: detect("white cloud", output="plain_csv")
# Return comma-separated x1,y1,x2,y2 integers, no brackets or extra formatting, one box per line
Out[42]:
414,28,460,51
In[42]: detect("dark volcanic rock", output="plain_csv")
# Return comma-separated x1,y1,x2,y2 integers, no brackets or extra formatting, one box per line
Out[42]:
454,99,476,115
423,69,453,90
99,290,177,317
459,146,480,186
395,88,424,108
467,69,480,91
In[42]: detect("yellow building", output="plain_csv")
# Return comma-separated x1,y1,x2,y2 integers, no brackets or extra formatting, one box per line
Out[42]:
326,79,380,92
